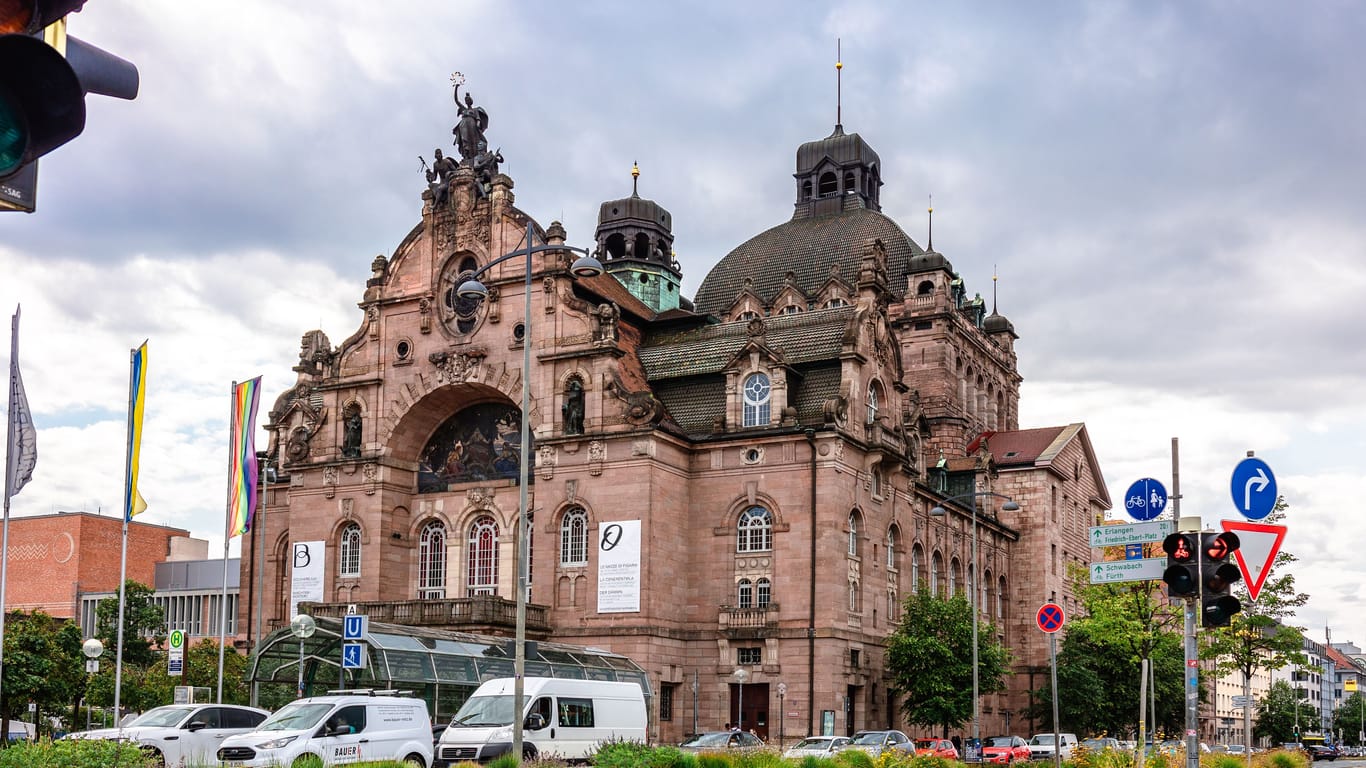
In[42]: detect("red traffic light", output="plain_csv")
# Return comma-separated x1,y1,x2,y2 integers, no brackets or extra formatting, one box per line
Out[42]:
1163,533,1197,563
1202,531,1240,561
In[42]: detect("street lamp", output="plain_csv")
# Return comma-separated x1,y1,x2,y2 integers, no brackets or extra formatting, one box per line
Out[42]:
457,220,604,761
290,613,316,699
931,491,1020,762
778,681,787,748
82,638,103,730
733,668,749,732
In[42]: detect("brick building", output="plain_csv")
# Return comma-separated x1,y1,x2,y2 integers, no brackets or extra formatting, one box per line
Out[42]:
241,100,1109,742
0,511,189,619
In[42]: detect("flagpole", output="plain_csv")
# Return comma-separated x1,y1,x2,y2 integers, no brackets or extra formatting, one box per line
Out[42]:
217,382,235,703
0,307,23,719
113,346,137,728
250,452,266,708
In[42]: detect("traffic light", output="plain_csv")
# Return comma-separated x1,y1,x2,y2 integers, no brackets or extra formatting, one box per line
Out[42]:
1162,532,1199,598
1201,531,1242,627
1,1,138,209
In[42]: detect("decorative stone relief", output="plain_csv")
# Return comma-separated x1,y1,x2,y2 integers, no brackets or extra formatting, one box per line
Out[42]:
363,462,378,495
323,466,338,499
341,497,354,518
419,296,433,334
587,440,605,476
466,487,493,508
538,444,556,480
366,306,380,339
429,348,486,384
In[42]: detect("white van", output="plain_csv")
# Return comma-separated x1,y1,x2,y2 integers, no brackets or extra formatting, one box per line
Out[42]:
436,677,646,764
217,691,433,767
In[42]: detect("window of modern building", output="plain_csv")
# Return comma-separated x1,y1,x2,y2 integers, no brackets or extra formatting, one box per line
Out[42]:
742,373,771,427
340,523,361,578
467,515,499,595
737,506,773,552
418,520,446,598
560,507,587,566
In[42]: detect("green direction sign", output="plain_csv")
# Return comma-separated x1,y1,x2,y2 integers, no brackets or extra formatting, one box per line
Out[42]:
1088,520,1172,549
1089,557,1166,584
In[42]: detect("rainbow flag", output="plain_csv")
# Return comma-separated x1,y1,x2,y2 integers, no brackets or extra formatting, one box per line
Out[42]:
124,342,149,520
227,377,262,537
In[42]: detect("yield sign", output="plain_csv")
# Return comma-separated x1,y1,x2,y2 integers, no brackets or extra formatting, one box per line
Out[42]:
1220,519,1287,601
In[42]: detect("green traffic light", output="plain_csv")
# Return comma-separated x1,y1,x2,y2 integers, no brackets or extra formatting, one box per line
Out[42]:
0,91,26,176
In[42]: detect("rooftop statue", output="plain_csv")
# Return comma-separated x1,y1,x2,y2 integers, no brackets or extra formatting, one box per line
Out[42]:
451,74,489,162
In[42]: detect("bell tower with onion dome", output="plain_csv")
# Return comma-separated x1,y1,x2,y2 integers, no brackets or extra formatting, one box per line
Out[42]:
593,162,684,313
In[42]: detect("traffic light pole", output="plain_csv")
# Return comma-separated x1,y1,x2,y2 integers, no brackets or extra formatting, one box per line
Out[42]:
1185,597,1199,768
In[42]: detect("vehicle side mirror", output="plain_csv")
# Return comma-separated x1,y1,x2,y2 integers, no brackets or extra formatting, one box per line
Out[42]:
525,713,546,730
186,721,207,732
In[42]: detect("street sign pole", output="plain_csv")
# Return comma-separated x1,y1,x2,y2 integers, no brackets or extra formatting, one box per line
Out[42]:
1051,633,1060,768
1185,598,1199,768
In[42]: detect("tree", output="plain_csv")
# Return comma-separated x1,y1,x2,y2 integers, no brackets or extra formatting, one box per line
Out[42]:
1332,692,1366,747
1026,564,1187,736
886,590,1010,735
1203,498,1308,741
0,611,85,737
1256,680,1317,744
94,580,166,668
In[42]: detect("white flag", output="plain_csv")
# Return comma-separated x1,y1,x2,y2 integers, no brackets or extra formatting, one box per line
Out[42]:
6,311,37,498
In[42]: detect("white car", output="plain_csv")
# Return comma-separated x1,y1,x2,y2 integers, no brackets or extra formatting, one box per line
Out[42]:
217,691,432,767
65,703,269,767
784,735,852,759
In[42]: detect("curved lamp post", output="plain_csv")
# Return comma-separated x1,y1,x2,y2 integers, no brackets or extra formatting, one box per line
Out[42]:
930,491,1020,762
290,613,316,699
457,221,603,760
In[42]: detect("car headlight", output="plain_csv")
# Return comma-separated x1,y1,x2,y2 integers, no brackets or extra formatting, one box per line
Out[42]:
255,735,299,750
491,726,512,741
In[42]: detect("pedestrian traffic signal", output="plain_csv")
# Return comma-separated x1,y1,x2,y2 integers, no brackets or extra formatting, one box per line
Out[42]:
1162,532,1199,598
1200,531,1242,628
0,0,138,203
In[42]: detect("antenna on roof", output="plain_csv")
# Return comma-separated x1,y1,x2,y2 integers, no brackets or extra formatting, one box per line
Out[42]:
835,39,843,132
927,195,934,251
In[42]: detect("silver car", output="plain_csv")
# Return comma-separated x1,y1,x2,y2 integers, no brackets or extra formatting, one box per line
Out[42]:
66,703,269,767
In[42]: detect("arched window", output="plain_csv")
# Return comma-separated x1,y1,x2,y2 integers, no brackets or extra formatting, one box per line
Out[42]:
917,280,934,296
779,304,803,315
843,171,856,194
339,523,361,578
801,180,813,201
866,381,881,425
886,526,899,571
756,577,771,608
931,552,943,596
997,575,1007,621
982,569,993,617
888,586,899,622
911,545,923,593
736,310,761,322
949,557,961,597
824,297,849,308
848,578,861,613
818,172,838,198
738,579,753,609
847,512,860,557
742,373,771,427
418,520,446,598
967,564,975,609
466,515,499,595
559,507,587,567
737,506,773,552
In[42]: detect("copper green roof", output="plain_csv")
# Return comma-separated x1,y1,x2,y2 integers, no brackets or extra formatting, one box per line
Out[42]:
693,208,925,316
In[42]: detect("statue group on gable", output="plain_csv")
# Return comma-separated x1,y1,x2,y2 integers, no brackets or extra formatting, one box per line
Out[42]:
420,75,504,206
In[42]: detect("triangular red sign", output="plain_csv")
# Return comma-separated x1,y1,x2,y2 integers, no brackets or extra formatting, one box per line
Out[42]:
1221,519,1287,602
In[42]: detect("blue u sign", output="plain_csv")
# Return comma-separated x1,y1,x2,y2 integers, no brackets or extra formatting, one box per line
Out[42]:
1123,478,1167,521
1230,457,1277,520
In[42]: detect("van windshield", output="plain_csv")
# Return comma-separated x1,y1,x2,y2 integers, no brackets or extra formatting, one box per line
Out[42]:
257,702,333,732
451,695,514,727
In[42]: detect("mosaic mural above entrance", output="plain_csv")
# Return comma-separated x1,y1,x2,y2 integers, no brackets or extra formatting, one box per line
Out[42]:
417,403,530,492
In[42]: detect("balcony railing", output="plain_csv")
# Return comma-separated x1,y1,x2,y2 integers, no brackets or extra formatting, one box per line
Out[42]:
307,595,550,636
719,605,778,634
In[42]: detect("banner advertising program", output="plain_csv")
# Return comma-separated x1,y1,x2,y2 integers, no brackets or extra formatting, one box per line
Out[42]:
290,540,325,617
597,520,641,613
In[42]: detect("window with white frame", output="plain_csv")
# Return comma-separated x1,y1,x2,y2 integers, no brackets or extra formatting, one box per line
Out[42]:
467,515,499,595
737,579,753,609
886,526,899,571
559,507,587,567
339,523,361,578
742,373,771,427
736,310,760,322
866,381,881,424
736,506,773,552
417,520,446,598
870,466,882,497
756,577,771,608
848,578,861,613
997,576,1007,621
911,544,923,593
847,512,860,557
931,551,943,595
949,557,960,597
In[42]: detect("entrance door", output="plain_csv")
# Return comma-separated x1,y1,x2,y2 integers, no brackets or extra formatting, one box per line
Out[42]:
846,685,859,736
730,682,770,741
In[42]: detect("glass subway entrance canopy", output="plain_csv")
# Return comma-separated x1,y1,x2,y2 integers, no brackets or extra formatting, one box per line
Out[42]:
250,617,650,703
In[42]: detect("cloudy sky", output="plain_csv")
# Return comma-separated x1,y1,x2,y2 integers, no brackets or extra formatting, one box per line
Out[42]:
3,2,1364,647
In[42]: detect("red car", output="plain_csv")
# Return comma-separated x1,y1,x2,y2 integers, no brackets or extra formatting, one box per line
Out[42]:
916,738,960,759
982,735,1032,764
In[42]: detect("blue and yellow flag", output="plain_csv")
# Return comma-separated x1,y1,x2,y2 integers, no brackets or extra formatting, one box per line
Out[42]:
124,342,148,520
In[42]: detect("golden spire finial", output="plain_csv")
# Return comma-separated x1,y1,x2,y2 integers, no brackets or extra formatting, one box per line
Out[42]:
631,161,640,196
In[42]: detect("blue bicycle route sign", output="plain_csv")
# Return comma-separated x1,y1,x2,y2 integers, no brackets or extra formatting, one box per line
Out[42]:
1123,478,1168,521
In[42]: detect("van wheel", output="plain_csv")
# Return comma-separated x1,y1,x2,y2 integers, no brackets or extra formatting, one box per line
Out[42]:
402,753,426,767
293,755,324,768
523,745,538,761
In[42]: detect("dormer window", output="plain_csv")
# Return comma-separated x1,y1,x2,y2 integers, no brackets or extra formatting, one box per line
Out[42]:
742,373,771,427
824,297,848,308
736,310,760,322
778,305,802,315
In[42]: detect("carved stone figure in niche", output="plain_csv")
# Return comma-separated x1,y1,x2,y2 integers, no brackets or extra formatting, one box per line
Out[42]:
562,378,585,435
342,407,363,459
422,148,458,208
451,81,489,162
594,302,619,343
416,402,531,493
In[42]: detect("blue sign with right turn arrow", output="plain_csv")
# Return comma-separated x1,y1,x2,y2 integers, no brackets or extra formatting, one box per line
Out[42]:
1230,457,1277,520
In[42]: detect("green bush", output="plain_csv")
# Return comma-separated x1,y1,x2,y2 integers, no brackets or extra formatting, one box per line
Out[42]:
0,739,153,768
833,749,877,768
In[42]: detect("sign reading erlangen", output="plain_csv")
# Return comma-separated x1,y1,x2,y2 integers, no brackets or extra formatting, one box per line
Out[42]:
597,520,641,613
290,540,326,617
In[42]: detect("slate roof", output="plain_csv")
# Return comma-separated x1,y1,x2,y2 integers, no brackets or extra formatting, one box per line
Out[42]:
639,305,854,381
692,208,925,316
653,377,726,434
986,426,1072,467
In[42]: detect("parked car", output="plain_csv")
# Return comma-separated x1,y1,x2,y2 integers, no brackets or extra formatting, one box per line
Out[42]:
914,737,960,759
65,703,269,767
981,735,1031,764
1082,737,1121,752
1029,732,1079,760
783,735,851,759
1307,744,1341,761
679,731,765,752
847,729,912,757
